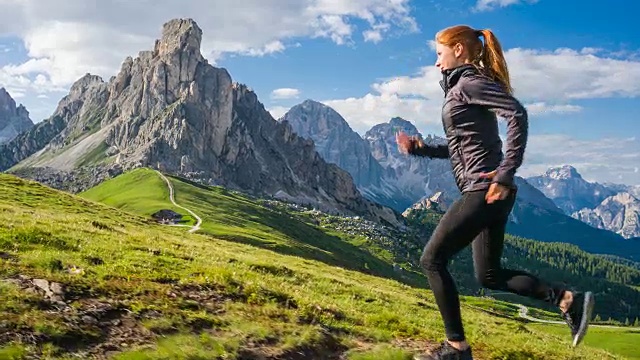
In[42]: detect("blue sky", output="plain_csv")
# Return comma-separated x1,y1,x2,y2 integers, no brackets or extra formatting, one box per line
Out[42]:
0,0,639,185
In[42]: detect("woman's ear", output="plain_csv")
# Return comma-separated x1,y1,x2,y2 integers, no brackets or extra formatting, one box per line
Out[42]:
454,43,464,58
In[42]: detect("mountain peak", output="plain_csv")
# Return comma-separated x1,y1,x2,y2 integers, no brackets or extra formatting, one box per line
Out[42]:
301,99,323,106
154,18,203,58
544,165,582,180
389,117,413,128
286,99,347,127
69,73,105,93
297,99,333,112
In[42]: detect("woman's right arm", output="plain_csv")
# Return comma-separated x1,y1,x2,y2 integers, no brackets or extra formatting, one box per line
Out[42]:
409,140,450,159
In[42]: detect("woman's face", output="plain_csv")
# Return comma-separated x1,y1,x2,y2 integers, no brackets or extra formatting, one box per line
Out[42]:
435,42,464,72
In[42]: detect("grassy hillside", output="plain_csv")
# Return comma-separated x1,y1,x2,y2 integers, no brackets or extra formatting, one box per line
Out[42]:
529,324,640,360
0,169,630,359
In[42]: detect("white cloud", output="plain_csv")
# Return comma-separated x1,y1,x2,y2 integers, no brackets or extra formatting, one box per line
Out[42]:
519,135,640,185
0,0,417,97
322,47,640,135
363,23,390,43
524,102,583,115
271,88,301,100
474,0,539,12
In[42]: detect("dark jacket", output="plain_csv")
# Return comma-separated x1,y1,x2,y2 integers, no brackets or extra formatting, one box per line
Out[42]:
410,64,528,193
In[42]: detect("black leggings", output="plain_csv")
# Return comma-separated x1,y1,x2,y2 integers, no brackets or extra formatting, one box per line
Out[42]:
420,188,565,341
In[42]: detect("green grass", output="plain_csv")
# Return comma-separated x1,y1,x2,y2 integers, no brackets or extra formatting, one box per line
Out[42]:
529,324,640,360
82,168,424,288
80,168,195,226
0,168,630,359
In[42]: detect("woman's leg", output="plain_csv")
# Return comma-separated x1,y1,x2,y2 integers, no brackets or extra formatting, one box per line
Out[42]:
420,190,493,342
472,190,594,347
471,190,566,305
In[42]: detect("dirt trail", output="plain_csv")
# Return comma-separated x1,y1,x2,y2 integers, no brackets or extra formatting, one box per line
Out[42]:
155,170,202,233
491,292,640,330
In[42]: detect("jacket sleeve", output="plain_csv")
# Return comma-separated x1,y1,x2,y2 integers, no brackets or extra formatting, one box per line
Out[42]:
459,75,528,187
409,141,450,159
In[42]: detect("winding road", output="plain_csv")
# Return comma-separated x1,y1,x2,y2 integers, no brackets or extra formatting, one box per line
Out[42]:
490,292,640,330
155,170,202,233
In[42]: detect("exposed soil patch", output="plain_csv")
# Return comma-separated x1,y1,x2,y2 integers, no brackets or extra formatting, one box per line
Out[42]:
1,276,155,358
237,328,348,360
1,277,444,359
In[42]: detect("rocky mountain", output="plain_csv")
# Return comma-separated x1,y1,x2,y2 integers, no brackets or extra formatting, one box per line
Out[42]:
573,192,640,239
364,117,458,205
526,165,617,214
0,18,401,227
280,101,413,211
0,88,34,144
281,108,561,216
280,100,388,188
526,165,640,238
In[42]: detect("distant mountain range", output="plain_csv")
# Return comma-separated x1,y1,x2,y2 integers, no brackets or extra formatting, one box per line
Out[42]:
278,100,640,260
0,18,637,261
527,165,640,239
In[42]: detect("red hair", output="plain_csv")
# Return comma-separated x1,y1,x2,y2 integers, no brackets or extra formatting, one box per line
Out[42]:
436,25,513,94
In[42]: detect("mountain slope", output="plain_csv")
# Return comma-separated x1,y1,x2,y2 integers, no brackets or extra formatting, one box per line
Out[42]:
605,183,640,199
404,207,640,324
0,18,400,227
505,198,640,261
0,88,34,144
0,171,622,359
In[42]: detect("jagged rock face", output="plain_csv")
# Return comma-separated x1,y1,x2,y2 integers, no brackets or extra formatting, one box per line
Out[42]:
103,19,232,170
0,88,34,144
364,117,459,203
281,99,386,188
572,192,640,239
526,165,617,214
2,18,401,227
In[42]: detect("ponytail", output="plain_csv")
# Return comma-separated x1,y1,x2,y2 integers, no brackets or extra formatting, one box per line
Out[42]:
478,29,513,94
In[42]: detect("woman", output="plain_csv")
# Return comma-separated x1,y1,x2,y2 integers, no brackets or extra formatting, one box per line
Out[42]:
395,25,594,360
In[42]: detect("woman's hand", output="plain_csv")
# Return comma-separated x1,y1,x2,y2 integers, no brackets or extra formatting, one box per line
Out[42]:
395,131,412,154
479,170,510,204
396,131,423,154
